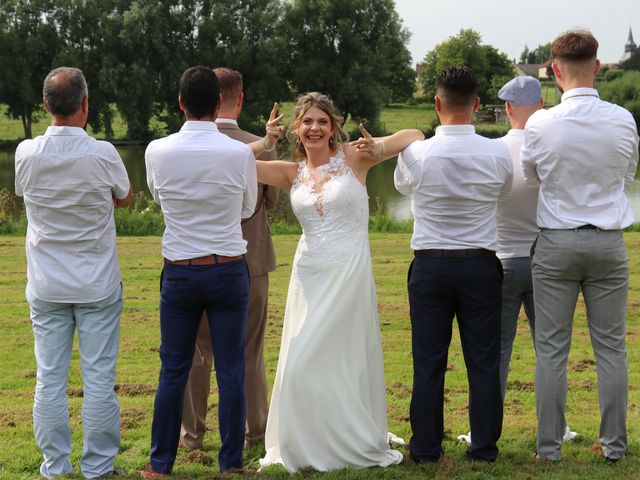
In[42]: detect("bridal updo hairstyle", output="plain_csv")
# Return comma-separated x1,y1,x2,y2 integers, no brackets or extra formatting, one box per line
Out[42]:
289,92,349,162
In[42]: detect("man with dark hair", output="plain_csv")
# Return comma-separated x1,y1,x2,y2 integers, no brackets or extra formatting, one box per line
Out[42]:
395,66,512,463
15,66,132,479
180,66,278,451
142,65,258,477
522,29,639,461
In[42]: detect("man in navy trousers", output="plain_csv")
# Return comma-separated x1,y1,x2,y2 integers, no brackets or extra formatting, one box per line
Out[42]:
142,65,257,477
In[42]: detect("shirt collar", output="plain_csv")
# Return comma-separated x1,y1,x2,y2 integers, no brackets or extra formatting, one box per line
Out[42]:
216,118,238,127
561,87,599,102
507,129,524,137
435,124,475,136
181,120,219,132
44,126,89,136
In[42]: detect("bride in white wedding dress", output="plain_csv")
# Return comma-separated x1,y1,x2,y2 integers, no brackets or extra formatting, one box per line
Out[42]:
255,93,423,473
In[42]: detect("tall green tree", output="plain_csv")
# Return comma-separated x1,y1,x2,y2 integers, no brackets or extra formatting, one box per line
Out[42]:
51,0,124,137
0,0,61,139
519,42,551,64
418,29,514,104
196,0,290,134
282,0,415,129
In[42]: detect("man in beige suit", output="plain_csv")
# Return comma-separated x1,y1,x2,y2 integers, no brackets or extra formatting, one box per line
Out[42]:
180,67,278,450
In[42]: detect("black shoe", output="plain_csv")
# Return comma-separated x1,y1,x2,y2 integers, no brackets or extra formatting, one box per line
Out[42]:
411,454,441,464
466,451,496,462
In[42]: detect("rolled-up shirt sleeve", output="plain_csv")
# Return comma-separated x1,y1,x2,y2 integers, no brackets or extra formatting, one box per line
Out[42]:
520,126,540,188
105,144,130,199
624,126,639,190
242,150,258,219
498,156,513,202
145,143,160,204
394,144,418,195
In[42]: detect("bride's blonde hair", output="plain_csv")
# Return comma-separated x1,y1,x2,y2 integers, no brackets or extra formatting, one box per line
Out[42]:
288,92,349,162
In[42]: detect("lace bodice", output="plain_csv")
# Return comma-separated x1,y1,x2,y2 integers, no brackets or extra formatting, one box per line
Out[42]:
290,149,369,262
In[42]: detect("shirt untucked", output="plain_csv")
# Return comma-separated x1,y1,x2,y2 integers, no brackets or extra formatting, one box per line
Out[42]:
15,126,130,303
497,129,539,258
145,121,257,261
395,124,513,251
521,87,639,230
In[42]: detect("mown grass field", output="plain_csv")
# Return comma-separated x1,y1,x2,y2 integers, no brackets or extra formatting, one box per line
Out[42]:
2,234,640,479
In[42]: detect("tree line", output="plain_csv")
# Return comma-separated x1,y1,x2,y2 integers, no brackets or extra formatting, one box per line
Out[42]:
0,0,416,140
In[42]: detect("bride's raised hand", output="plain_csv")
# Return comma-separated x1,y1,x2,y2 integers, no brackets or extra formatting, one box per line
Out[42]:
350,123,384,158
263,102,285,151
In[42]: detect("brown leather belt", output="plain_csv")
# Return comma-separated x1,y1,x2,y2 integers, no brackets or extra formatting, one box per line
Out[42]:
164,254,244,266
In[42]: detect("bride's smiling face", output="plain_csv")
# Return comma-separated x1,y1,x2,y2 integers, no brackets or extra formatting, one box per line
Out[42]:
296,106,334,151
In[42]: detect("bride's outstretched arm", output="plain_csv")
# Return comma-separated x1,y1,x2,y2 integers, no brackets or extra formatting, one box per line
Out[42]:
348,124,424,169
257,160,298,190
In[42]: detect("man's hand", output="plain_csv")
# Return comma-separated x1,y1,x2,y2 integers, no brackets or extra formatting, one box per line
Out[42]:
263,102,285,151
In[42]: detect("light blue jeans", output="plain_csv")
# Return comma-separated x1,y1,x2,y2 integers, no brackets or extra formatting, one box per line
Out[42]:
499,256,535,400
27,283,122,479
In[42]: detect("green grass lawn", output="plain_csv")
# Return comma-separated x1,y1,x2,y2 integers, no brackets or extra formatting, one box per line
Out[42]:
2,234,640,479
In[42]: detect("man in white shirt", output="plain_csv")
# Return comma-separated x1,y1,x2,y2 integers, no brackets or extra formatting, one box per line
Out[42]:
142,66,257,477
15,67,132,479
180,67,278,452
521,30,639,461
395,66,512,463
496,76,543,397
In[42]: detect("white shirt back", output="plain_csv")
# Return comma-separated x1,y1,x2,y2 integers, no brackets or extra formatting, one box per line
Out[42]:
15,126,130,302
497,129,539,258
395,125,513,251
145,121,257,260
521,88,639,230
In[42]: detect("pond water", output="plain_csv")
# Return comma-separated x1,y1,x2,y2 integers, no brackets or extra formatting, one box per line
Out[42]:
3,145,640,222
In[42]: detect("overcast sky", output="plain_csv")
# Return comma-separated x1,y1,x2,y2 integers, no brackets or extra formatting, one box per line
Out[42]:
394,0,638,65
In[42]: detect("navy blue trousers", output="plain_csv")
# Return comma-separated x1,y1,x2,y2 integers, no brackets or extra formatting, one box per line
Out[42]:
408,255,503,462
149,260,249,473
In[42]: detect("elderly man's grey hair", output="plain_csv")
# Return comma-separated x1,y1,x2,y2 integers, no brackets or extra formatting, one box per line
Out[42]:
43,67,88,115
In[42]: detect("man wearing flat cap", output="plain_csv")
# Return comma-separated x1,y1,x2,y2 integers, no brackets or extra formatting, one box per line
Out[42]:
495,75,543,402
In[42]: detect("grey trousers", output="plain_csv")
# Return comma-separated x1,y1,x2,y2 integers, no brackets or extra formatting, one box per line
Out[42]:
532,229,628,460
499,256,535,401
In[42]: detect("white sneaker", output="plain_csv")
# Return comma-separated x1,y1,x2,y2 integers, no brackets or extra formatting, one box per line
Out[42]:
456,431,472,445
562,425,578,442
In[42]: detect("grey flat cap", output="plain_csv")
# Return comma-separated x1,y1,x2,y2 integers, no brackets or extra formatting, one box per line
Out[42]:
498,76,542,105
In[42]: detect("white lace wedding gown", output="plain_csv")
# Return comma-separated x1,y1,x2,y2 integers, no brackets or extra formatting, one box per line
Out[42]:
259,149,403,473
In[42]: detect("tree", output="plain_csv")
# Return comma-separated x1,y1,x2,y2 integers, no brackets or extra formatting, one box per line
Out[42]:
282,0,415,128
0,0,61,139
418,29,514,104
519,42,551,64
599,70,640,132
196,0,291,134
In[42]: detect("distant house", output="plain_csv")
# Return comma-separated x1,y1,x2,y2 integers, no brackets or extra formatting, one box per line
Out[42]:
514,61,552,79
538,61,552,79
515,63,541,77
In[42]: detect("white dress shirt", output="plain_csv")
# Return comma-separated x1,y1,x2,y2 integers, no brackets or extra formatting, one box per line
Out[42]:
497,129,539,258
521,87,639,230
15,126,130,302
395,124,513,251
145,121,257,260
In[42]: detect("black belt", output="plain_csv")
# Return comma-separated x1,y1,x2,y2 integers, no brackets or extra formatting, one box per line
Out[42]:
576,224,598,230
414,249,495,259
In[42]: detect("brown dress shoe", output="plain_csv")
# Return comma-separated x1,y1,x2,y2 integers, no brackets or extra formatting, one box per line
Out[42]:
140,464,170,478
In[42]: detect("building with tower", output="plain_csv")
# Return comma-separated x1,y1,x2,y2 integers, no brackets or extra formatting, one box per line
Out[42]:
620,27,637,63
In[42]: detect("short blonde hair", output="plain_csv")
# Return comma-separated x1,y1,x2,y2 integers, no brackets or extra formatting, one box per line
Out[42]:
288,92,349,161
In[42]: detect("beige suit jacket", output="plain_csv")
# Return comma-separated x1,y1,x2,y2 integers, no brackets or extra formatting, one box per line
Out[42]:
217,121,277,276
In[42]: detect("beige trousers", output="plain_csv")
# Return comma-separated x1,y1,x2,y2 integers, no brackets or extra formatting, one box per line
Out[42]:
180,274,269,449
